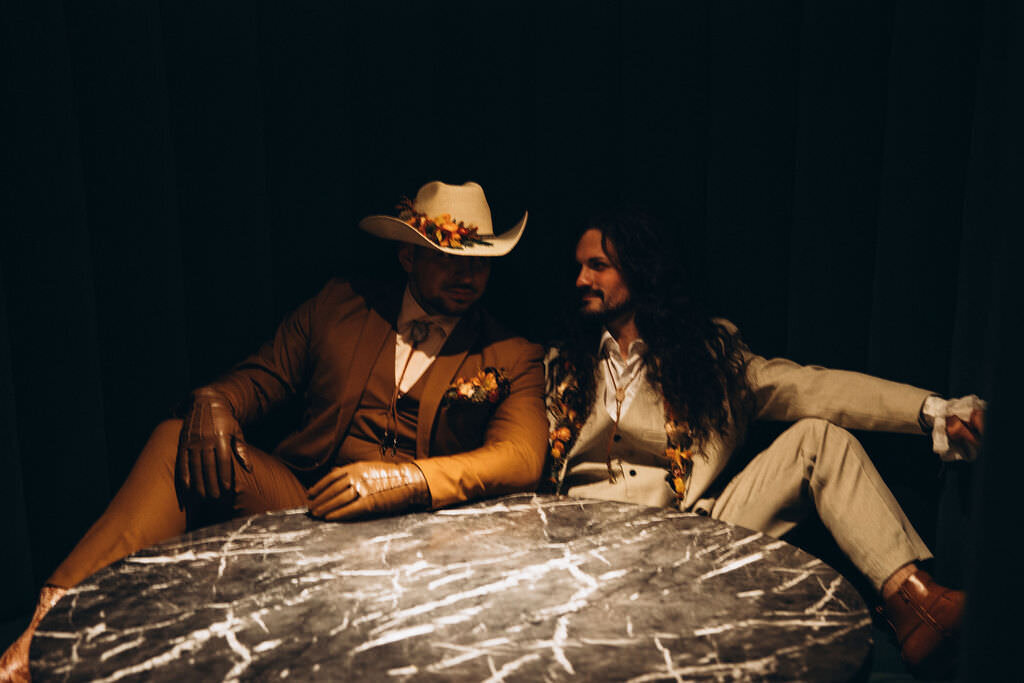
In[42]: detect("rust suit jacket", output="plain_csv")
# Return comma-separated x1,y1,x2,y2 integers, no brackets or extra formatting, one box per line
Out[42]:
209,278,548,509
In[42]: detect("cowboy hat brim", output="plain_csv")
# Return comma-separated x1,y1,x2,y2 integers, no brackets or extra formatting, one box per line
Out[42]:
358,212,528,257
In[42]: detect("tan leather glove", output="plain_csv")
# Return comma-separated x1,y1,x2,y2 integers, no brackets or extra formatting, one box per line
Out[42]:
307,461,430,521
176,387,253,499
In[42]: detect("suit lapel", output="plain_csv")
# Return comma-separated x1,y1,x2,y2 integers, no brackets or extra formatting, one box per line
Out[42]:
325,292,398,465
415,309,481,459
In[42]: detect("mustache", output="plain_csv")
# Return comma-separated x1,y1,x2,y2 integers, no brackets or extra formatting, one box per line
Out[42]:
578,288,604,300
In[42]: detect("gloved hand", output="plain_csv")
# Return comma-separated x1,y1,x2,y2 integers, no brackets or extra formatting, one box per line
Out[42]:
176,387,253,499
307,461,430,521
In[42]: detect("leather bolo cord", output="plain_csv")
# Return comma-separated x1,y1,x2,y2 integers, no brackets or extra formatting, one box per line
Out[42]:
603,354,640,482
382,321,431,458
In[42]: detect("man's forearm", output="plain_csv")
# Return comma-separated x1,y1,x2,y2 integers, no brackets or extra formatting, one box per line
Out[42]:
417,357,548,509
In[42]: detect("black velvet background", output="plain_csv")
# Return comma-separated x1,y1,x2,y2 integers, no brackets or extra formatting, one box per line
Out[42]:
2,1,1021,678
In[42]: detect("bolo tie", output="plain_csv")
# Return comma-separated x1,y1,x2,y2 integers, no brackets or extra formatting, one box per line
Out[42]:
603,354,640,482
381,319,432,458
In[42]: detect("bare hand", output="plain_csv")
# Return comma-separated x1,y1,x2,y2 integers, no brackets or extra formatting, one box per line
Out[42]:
307,461,429,521
946,409,985,448
176,387,253,499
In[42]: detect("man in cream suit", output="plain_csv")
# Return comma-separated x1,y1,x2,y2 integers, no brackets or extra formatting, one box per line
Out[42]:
545,209,984,679
2,181,548,681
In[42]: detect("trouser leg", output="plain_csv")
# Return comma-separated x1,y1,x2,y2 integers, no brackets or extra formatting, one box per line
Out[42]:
709,418,932,591
47,419,309,588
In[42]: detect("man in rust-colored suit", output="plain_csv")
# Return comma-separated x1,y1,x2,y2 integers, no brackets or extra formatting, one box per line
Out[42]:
1,181,547,681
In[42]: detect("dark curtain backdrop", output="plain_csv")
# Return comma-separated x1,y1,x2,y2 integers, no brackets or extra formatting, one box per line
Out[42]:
2,1,1020,677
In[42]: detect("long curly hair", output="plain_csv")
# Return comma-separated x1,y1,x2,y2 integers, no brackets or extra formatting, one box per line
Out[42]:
548,209,751,446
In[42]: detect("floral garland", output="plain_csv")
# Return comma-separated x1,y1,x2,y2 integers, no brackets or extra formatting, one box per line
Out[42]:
444,367,510,405
397,197,493,250
660,412,694,504
547,358,584,489
548,357,696,504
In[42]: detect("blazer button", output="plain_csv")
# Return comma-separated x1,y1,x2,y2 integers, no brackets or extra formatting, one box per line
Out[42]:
629,469,637,477
613,434,622,442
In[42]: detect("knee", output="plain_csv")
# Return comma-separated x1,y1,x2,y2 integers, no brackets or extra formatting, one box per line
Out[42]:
154,418,184,440
786,418,863,467
786,417,829,438
140,419,183,470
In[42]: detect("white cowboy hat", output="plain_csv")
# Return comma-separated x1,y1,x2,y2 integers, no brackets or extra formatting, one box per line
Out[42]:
358,181,527,256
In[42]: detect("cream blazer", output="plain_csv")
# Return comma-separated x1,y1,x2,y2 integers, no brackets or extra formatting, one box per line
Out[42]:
547,336,934,511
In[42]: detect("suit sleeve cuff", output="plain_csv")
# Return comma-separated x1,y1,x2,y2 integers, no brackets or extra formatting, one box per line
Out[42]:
921,394,987,462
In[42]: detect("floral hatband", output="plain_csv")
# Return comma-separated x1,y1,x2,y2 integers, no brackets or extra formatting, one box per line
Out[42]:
397,197,493,250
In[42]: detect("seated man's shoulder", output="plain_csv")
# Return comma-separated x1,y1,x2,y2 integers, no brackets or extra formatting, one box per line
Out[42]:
316,277,356,300
315,277,403,313
476,308,543,361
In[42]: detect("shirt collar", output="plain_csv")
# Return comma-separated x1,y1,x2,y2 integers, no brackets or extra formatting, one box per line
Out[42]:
598,328,647,361
397,287,461,339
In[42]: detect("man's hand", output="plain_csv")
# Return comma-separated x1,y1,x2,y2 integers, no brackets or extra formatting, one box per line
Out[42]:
308,461,430,521
176,387,253,499
946,408,985,449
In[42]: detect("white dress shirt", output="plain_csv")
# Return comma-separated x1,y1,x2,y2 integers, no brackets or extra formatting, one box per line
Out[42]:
599,329,649,420
394,288,460,395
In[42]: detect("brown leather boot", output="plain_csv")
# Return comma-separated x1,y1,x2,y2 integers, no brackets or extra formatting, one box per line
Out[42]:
879,569,965,679
0,585,67,682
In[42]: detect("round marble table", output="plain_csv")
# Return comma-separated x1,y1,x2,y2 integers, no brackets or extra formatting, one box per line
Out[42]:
31,494,872,681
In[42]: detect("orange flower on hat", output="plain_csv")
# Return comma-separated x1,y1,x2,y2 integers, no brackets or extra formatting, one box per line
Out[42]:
396,198,492,250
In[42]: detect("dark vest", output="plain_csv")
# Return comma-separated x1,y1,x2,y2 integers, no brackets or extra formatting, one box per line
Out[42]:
337,329,430,463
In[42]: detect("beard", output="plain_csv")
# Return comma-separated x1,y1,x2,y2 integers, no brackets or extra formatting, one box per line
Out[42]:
577,290,633,325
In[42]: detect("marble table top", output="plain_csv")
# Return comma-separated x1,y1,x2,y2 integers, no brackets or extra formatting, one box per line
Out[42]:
32,494,871,681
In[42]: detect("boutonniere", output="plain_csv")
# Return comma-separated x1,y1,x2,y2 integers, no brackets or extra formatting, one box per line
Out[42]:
444,367,510,405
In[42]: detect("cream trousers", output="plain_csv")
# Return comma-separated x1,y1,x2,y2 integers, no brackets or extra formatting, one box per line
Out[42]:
709,418,932,589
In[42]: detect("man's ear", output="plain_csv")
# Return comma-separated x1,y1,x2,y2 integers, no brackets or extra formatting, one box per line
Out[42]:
397,244,415,274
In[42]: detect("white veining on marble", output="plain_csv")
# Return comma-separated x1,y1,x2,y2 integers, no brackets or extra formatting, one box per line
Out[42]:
652,635,685,683
482,652,542,682
806,574,850,613
99,636,143,662
697,552,764,580
33,494,871,681
351,623,437,654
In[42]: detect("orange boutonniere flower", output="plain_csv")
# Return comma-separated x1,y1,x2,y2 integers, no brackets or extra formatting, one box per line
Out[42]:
444,367,510,405
397,197,493,250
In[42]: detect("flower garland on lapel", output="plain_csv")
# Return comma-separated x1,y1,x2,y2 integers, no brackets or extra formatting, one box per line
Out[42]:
662,408,694,504
547,356,696,505
547,357,584,491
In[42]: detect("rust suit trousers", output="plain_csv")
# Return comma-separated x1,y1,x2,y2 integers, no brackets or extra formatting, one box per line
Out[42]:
47,420,309,588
